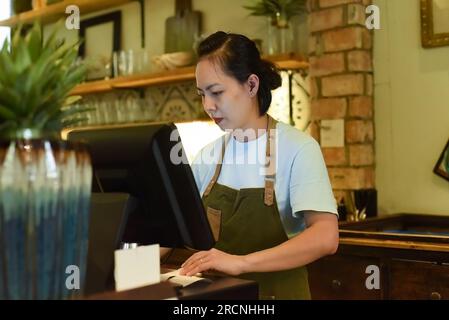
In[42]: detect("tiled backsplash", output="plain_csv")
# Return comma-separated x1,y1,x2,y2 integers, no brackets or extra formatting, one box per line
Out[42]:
144,82,206,122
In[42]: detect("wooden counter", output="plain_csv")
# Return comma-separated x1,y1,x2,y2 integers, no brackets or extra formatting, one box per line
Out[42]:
86,276,258,300
84,245,258,300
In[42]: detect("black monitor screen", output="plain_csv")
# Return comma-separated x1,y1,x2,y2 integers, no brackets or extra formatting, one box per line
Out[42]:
67,122,215,251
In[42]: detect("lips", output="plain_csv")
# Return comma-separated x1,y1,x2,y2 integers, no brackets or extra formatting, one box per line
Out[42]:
212,117,224,125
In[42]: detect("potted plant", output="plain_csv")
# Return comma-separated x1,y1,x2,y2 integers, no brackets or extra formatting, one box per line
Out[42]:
0,22,91,299
244,0,307,54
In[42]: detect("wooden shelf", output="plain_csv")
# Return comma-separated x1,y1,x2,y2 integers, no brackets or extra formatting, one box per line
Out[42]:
0,0,132,27
70,54,309,96
71,65,197,96
268,53,310,70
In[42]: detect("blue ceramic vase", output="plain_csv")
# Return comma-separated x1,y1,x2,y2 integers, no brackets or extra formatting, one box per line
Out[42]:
0,139,92,299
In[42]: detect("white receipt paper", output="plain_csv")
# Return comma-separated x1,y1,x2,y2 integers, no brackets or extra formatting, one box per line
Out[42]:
114,244,160,292
160,269,205,287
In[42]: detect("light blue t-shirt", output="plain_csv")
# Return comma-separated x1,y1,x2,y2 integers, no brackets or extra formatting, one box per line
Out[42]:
191,122,338,238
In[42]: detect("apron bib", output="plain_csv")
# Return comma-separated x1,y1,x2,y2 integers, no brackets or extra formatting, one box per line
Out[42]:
202,116,311,300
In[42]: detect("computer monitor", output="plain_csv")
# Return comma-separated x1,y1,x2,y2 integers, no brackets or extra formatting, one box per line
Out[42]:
67,122,215,251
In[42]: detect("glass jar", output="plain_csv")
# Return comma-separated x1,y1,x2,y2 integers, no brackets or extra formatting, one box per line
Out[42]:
266,12,296,55
266,16,279,55
276,11,295,54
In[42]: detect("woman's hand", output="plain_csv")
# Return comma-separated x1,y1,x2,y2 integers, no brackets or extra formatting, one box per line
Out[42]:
179,248,247,276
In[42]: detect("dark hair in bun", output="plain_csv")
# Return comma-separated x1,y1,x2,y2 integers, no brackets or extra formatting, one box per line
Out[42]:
197,31,282,115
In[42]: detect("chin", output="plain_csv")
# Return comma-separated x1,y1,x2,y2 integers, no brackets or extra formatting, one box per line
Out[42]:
217,123,228,132
214,119,228,131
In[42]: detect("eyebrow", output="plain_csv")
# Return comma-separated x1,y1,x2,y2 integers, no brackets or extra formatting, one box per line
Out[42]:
196,83,221,91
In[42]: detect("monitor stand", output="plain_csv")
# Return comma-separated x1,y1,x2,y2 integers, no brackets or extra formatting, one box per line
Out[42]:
84,192,137,296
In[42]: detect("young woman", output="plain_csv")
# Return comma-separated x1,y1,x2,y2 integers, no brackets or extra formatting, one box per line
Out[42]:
179,31,339,300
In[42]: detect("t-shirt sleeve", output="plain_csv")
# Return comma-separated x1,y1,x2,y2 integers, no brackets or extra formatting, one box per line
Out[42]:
289,139,338,216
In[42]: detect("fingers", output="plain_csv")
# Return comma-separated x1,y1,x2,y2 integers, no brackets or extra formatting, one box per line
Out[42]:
181,251,206,268
183,259,212,276
180,251,210,275
181,253,198,268
179,249,219,276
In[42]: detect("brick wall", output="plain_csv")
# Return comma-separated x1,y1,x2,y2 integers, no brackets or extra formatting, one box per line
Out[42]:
308,0,374,203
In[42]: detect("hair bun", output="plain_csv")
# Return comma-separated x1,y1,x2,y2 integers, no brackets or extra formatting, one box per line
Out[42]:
259,60,282,91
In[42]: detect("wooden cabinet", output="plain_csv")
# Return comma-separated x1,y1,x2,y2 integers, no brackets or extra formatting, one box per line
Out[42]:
308,213,449,300
388,260,449,300
308,255,383,300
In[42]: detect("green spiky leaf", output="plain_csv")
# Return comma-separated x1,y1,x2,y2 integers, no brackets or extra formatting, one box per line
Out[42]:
0,21,87,139
243,0,307,23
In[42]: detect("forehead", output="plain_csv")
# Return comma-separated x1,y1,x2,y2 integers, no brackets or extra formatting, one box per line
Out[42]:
195,59,237,89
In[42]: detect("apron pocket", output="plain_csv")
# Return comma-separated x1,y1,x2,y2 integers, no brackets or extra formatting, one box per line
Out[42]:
207,207,222,241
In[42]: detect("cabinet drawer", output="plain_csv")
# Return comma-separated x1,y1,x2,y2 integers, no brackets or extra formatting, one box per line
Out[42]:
308,255,383,300
389,260,449,300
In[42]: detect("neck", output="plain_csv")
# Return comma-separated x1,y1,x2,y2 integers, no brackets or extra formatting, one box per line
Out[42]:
232,114,269,142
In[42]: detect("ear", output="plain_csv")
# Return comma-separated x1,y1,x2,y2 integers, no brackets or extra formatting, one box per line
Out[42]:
246,74,260,97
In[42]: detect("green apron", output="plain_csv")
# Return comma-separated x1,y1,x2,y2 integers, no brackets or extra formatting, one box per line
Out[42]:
202,116,311,300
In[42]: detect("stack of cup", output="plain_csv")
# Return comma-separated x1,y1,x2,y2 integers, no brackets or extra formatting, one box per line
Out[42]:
112,49,152,77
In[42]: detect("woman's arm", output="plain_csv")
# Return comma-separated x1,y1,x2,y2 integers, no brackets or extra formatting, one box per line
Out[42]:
180,211,338,276
241,212,338,273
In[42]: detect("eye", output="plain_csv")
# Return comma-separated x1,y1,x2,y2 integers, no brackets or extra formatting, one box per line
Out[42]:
211,91,223,96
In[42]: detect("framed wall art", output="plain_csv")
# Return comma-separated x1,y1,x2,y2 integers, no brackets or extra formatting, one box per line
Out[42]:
434,138,449,182
420,0,449,48
78,11,122,80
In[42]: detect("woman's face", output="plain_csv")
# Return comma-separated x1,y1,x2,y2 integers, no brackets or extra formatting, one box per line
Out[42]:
196,58,258,131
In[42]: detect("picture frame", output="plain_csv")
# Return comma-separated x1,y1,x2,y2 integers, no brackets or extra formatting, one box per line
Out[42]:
433,139,449,182
78,11,122,80
420,0,449,48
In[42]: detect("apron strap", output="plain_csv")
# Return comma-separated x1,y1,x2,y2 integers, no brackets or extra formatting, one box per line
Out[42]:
264,116,277,206
203,134,228,197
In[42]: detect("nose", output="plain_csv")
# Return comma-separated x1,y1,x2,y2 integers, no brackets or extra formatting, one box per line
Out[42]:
202,95,216,114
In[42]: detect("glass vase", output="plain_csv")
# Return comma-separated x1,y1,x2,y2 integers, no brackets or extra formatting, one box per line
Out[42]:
266,14,296,55
278,23,295,54
0,139,92,300
266,16,279,55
